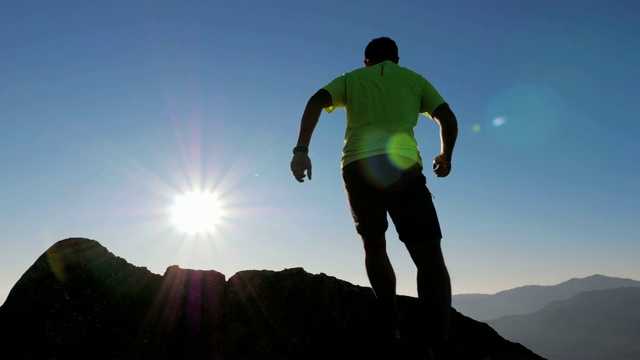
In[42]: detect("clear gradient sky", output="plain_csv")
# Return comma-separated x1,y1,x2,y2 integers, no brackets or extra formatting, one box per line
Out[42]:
1,0,639,304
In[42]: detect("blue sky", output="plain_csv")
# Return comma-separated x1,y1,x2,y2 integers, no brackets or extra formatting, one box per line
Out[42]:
1,0,639,304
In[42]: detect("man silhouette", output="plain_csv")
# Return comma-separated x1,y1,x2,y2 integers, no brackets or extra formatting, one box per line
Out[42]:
290,37,458,358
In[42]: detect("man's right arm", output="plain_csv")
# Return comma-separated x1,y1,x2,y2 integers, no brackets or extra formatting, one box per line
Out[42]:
431,103,458,177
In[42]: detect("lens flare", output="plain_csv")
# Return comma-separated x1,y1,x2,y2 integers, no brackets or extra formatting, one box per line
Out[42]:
485,84,565,148
492,117,507,127
387,132,418,170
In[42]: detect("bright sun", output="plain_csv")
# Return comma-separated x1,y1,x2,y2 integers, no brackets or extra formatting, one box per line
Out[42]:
170,192,224,234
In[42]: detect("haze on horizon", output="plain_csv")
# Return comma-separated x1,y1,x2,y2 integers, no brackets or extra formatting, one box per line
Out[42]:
1,0,639,304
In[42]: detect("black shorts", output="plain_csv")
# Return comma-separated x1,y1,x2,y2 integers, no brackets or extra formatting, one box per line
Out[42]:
342,155,442,243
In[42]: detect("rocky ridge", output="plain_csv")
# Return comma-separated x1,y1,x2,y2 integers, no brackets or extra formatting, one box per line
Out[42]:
0,238,544,359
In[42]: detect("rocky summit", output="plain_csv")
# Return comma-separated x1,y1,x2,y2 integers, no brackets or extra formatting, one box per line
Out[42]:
0,238,544,359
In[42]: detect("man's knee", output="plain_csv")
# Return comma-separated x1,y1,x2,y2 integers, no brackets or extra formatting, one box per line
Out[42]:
361,234,386,250
405,238,444,264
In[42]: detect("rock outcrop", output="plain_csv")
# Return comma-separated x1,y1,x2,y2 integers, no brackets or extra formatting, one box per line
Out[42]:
0,238,544,359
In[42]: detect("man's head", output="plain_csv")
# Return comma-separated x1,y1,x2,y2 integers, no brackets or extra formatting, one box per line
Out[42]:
364,37,399,66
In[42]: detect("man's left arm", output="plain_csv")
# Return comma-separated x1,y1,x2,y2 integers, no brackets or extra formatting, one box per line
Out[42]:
291,89,333,183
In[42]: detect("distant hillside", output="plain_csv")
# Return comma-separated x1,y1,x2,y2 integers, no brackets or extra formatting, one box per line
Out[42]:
452,274,640,321
487,287,640,360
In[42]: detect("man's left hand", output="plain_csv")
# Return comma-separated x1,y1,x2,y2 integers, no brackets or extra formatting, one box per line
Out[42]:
291,153,312,182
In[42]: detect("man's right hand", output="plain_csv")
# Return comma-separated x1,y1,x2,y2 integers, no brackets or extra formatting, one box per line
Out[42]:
432,154,452,178
291,153,312,182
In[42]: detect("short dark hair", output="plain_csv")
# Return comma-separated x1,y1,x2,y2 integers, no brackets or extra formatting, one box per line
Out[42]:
364,37,398,63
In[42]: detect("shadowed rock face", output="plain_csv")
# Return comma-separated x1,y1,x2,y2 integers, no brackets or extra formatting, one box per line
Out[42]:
0,238,545,359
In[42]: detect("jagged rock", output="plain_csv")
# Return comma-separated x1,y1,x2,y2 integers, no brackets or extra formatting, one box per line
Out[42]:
0,238,545,359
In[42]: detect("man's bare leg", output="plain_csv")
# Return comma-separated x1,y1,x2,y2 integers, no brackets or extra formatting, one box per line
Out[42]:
405,239,451,347
362,234,400,333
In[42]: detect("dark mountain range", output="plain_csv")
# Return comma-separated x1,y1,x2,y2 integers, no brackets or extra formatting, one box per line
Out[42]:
487,287,640,360
453,274,640,321
0,238,544,359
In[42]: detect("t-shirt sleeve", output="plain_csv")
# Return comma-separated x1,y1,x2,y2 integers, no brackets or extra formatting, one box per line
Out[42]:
322,74,347,113
420,78,446,119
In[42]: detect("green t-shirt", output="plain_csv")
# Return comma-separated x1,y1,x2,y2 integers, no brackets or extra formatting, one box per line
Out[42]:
322,61,445,168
